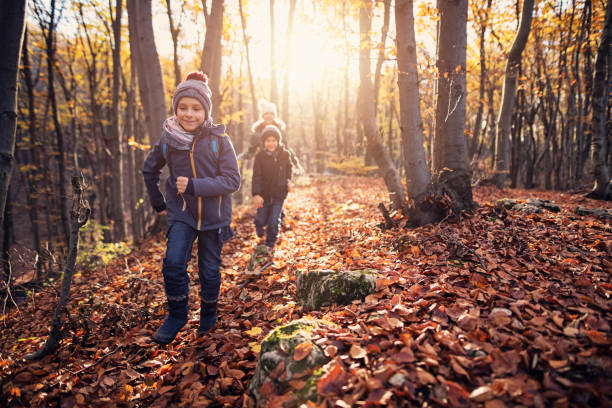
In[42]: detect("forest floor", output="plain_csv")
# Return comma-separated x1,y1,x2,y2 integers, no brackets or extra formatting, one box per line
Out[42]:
1,175,611,407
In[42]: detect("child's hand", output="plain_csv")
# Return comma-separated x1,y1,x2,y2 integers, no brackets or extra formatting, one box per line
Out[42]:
176,176,188,194
253,195,264,209
287,181,292,192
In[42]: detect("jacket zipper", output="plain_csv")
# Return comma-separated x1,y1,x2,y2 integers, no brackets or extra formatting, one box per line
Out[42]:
218,196,221,217
190,132,203,230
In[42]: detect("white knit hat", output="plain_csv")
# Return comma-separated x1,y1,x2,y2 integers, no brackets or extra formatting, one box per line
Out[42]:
258,99,277,117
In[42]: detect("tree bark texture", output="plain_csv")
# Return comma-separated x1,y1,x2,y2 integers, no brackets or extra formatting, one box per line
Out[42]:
374,0,391,115
26,177,91,360
432,0,473,214
200,0,223,121
40,0,71,245
166,0,183,88
126,0,167,142
586,0,612,200
0,0,26,241
269,0,279,105
281,0,296,137
493,0,534,188
110,0,126,240
395,0,430,201
359,3,405,210
238,0,258,120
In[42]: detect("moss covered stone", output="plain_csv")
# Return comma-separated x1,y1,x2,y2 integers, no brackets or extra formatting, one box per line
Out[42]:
249,319,332,405
295,269,377,311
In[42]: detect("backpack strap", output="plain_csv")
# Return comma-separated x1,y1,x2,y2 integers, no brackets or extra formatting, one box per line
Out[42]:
162,143,174,178
211,137,219,160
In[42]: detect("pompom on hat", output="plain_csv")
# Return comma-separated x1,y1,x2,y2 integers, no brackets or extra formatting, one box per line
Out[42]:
172,71,213,121
258,99,277,117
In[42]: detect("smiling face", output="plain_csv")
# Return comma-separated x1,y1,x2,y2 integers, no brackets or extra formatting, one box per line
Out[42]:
176,96,206,132
264,135,279,152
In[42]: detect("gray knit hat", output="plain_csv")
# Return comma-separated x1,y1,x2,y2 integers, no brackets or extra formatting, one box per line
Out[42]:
261,124,282,144
172,72,212,119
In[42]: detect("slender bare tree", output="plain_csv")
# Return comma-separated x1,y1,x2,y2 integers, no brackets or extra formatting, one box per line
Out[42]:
493,0,534,188
359,2,405,209
110,0,126,240
395,0,430,202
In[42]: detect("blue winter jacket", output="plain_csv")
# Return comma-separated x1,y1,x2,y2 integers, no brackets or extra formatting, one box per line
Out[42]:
142,124,241,232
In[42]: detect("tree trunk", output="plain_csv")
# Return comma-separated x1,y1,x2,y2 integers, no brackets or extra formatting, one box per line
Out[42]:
395,0,430,202
110,0,126,241
166,0,183,88
269,0,278,105
359,3,405,210
312,90,325,173
126,0,167,142
374,0,391,116
19,27,45,280
34,0,71,246
342,1,351,157
26,177,91,360
281,0,296,137
200,0,223,121
429,0,473,216
586,0,612,200
0,0,26,242
469,0,492,160
238,0,258,119
493,0,534,188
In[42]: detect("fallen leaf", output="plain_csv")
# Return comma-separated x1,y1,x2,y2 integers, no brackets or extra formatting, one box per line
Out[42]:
293,342,312,361
350,344,367,359
325,345,338,358
245,326,263,336
470,385,495,402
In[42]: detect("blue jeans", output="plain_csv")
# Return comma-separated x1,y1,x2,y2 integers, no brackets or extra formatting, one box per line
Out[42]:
254,199,284,248
162,221,223,304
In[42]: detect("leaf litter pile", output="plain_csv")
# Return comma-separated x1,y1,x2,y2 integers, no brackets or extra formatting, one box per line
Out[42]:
1,176,611,407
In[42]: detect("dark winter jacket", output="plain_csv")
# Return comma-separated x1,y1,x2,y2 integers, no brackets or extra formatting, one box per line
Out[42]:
252,146,292,204
143,124,241,231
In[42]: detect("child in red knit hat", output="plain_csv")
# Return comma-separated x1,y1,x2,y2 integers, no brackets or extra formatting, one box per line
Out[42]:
143,71,241,344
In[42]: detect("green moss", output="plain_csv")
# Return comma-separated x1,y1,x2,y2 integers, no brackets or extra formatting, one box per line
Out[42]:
295,367,325,403
261,320,317,355
352,269,374,275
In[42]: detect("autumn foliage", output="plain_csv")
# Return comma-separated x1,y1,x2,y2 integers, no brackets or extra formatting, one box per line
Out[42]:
1,176,611,407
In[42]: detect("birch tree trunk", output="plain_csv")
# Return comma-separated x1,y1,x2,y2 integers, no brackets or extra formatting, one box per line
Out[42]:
493,0,534,188
0,0,26,238
586,0,612,200
395,0,430,202
359,2,405,210
126,0,167,142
